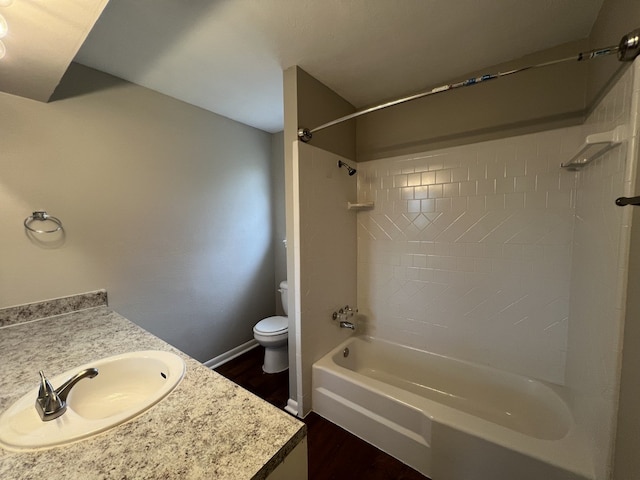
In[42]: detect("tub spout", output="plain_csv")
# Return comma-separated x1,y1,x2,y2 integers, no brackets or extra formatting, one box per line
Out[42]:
340,321,356,331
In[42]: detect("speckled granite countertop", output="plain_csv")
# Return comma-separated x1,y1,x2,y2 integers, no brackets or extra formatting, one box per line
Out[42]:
0,306,305,479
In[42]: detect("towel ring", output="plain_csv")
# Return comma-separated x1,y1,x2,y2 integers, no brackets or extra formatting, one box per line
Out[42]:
24,211,63,234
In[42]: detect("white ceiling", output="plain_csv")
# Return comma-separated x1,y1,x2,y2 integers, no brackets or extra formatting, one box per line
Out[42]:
75,0,606,133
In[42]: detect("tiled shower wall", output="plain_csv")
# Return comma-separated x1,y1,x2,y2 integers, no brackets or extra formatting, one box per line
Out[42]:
565,62,638,480
357,127,583,383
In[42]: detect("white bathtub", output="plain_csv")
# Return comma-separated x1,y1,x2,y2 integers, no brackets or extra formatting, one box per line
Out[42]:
312,336,594,480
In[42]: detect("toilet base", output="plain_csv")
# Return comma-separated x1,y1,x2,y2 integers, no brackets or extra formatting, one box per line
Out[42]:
262,345,289,374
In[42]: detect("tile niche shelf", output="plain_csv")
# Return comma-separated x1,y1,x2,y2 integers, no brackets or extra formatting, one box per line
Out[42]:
561,125,627,170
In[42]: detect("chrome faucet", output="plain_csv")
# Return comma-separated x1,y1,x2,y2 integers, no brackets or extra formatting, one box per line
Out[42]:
332,305,358,331
36,368,98,421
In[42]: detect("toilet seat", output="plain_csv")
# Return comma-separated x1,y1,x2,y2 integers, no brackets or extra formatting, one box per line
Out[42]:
253,316,288,336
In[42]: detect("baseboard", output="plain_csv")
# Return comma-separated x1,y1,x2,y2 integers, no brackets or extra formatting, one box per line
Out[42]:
204,339,259,369
285,398,300,417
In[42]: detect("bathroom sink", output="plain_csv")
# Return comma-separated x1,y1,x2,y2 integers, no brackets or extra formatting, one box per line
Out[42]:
0,350,185,451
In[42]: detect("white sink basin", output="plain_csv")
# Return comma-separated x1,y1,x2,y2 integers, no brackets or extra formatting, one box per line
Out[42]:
0,350,185,451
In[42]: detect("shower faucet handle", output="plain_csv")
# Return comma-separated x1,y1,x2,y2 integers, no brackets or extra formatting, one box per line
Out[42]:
343,305,358,317
332,305,358,321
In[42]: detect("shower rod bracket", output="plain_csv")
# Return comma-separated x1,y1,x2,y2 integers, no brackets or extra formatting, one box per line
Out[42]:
297,27,640,144
298,128,313,143
618,28,640,62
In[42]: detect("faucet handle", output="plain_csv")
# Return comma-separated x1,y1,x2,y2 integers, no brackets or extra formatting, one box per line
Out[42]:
332,305,359,321
343,305,358,317
38,371,55,400
36,371,65,420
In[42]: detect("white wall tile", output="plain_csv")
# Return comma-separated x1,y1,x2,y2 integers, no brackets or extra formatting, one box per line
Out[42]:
564,63,638,480
357,126,581,383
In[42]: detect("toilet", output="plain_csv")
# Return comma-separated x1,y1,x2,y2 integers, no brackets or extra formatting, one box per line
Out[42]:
253,280,289,373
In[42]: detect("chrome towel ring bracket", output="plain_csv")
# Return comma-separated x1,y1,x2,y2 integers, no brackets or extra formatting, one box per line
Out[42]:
24,211,63,234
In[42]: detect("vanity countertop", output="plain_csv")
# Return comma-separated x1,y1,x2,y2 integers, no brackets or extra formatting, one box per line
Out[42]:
0,306,305,479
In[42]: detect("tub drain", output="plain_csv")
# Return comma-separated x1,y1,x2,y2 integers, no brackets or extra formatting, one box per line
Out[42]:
343,348,349,358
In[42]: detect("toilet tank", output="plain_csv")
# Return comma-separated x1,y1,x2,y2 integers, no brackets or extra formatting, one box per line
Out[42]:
278,281,288,316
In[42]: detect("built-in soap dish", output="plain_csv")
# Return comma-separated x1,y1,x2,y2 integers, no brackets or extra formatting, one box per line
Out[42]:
561,126,626,170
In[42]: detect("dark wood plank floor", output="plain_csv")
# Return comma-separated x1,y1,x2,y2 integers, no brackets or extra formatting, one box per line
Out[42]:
215,346,428,480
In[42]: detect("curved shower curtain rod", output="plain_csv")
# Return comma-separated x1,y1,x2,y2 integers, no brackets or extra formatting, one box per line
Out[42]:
297,28,640,143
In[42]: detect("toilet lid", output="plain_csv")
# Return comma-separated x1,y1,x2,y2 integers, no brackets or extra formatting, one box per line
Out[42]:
254,316,288,335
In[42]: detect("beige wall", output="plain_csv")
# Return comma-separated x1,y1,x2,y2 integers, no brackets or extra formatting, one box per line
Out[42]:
283,65,357,413
296,143,357,415
284,66,356,162
356,40,588,161
0,63,276,363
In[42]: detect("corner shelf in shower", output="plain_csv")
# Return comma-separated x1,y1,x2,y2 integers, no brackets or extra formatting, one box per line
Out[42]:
347,202,375,211
560,125,627,170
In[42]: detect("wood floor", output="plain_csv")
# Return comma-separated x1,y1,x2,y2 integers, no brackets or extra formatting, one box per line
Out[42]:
214,346,428,480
